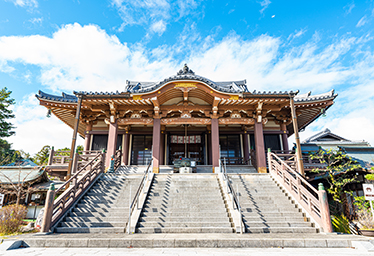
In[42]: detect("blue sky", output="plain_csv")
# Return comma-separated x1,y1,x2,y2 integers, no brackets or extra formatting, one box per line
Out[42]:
1,0,374,154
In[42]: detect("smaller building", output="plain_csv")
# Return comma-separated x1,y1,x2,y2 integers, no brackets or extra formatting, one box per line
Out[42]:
0,166,64,219
300,128,373,219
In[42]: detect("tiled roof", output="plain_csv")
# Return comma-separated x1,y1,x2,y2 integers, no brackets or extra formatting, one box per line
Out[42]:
36,90,78,103
294,89,337,102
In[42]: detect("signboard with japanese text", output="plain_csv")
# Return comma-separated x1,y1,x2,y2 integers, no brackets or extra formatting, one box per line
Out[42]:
363,184,374,200
0,193,4,208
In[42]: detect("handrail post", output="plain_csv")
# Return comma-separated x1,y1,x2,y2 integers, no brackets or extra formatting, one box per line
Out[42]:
48,146,54,165
41,183,56,233
267,148,271,173
318,183,333,233
128,185,132,234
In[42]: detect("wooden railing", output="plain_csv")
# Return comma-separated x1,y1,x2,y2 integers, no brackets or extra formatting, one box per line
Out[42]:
47,148,101,169
250,149,257,170
50,151,105,228
267,151,333,232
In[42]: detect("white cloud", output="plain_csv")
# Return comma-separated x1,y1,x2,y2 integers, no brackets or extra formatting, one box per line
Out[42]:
112,0,201,35
1,23,374,151
7,94,84,155
344,2,355,15
150,20,167,35
29,17,42,24
258,0,271,14
356,15,368,27
5,0,37,9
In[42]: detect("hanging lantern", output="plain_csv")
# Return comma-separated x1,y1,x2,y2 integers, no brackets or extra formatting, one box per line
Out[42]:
320,108,326,118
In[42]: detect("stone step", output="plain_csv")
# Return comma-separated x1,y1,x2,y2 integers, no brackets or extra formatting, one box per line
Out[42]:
138,217,230,222
141,212,229,218
137,222,232,228
60,221,127,228
55,227,125,233
244,222,312,228
65,216,128,222
135,227,234,234
245,227,318,233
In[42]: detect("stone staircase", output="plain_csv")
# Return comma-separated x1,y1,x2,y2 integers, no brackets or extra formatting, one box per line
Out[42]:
54,173,142,233
229,174,319,233
136,174,234,233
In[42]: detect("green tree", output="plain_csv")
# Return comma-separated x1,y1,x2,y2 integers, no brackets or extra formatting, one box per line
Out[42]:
0,87,15,138
32,145,51,166
310,148,361,215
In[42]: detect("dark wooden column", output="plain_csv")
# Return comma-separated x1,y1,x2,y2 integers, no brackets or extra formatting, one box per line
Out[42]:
160,132,165,165
243,132,249,164
211,118,220,172
254,121,267,173
152,118,161,173
122,133,130,165
83,122,92,151
280,123,289,151
106,119,118,168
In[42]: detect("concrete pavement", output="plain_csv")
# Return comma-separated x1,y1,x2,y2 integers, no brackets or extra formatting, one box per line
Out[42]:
1,246,372,256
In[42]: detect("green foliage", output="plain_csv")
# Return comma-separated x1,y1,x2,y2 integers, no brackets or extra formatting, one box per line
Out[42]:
32,145,51,166
331,214,351,234
0,87,15,138
0,204,27,235
309,149,361,204
365,174,374,181
354,196,371,212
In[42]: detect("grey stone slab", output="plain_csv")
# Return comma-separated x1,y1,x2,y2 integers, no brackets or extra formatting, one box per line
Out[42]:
44,239,68,247
66,238,89,247
217,239,241,248
304,239,327,248
109,238,133,248
196,239,218,248
261,239,283,248
283,239,305,248
23,239,46,248
131,238,153,247
326,239,351,248
152,238,175,248
88,238,110,248
175,239,197,247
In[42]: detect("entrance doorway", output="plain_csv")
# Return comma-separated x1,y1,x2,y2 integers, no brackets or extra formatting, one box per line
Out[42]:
168,134,205,165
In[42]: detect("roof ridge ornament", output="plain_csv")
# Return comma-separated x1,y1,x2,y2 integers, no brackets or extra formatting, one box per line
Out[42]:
177,64,195,76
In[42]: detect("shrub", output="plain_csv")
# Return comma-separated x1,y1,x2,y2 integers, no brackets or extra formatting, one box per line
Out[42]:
0,204,27,235
331,214,351,234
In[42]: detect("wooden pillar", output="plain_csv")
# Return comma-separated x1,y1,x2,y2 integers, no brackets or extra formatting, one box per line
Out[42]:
254,121,267,173
160,132,165,165
122,133,130,165
280,123,289,151
83,122,92,151
211,118,220,172
243,133,249,164
290,94,305,176
106,119,118,168
152,118,161,173
67,95,82,180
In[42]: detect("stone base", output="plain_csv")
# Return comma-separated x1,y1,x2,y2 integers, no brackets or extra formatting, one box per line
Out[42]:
179,167,193,173
257,167,267,173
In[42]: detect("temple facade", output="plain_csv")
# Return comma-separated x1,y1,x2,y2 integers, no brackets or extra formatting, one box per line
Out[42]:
36,65,337,173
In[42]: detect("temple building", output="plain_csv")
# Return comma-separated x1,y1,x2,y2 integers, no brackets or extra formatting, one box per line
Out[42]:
36,65,337,174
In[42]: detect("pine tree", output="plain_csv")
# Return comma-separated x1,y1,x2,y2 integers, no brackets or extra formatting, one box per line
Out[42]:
0,87,15,138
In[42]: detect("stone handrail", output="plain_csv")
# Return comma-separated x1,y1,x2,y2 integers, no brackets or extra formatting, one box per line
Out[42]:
220,158,243,233
267,151,333,232
45,152,105,230
127,158,153,234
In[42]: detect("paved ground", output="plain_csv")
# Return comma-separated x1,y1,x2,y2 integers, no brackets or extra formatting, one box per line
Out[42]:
1,247,371,256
